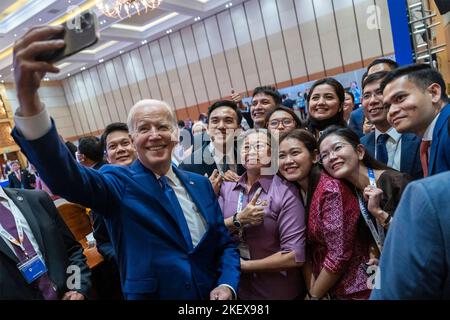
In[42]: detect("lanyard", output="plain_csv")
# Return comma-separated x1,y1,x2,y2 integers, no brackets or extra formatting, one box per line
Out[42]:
357,168,385,251
237,190,245,213
0,200,28,256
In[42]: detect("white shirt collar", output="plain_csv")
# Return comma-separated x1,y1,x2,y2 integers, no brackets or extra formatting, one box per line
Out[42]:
375,127,401,143
154,165,177,185
423,113,440,141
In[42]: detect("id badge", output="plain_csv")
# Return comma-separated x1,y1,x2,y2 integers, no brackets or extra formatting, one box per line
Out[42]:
17,255,48,284
238,242,251,260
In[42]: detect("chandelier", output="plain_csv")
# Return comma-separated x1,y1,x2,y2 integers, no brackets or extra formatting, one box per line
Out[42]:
96,0,161,18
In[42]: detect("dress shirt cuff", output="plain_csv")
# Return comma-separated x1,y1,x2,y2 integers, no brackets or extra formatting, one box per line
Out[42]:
219,284,237,300
14,108,52,140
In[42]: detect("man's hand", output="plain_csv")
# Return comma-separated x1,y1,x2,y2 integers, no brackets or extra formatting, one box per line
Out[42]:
62,291,85,300
210,285,233,300
223,170,240,182
208,169,223,195
13,25,64,116
230,89,245,111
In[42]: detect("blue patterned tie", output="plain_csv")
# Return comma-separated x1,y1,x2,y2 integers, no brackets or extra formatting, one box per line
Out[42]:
376,133,389,164
159,176,193,249
0,202,58,300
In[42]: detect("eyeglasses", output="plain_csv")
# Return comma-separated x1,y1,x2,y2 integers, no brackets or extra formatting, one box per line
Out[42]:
243,143,270,152
319,142,352,163
362,88,383,101
268,118,294,128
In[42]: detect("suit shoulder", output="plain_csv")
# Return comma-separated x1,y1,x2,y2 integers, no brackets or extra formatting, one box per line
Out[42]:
360,132,374,145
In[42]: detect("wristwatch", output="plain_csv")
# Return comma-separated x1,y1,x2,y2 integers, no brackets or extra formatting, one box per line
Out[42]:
232,212,241,228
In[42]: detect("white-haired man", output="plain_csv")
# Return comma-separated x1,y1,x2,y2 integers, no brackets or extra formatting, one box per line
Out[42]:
11,25,239,300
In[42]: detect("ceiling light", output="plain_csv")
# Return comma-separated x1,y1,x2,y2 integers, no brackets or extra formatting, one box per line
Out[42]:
67,73,71,76
119,50,124,54
0,75,2,78
166,29,172,34
81,67,86,71
141,40,147,44
10,68,14,71
38,18,42,22
14,34,17,37
99,59,104,63
194,16,200,21
1,80,4,83
97,0,162,19
226,2,232,8
44,77,50,81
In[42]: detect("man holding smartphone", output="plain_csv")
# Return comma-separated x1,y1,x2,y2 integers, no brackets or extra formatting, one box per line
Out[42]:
11,25,239,300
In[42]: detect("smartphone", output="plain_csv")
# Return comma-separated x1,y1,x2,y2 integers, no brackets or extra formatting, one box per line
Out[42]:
36,10,99,63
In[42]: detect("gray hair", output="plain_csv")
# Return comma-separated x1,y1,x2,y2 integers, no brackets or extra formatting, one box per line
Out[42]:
127,99,177,134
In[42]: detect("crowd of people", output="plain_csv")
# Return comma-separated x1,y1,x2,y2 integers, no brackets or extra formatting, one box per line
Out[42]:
1,25,450,300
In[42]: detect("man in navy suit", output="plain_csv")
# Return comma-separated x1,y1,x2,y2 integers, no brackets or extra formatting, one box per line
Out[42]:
370,171,450,299
360,71,422,179
11,25,240,300
382,64,450,176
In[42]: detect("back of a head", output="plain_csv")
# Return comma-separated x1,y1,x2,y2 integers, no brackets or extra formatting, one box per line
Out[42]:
252,86,282,105
380,64,449,103
78,136,104,163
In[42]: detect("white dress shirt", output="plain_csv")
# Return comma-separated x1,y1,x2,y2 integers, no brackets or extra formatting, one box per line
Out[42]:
0,188,43,259
155,166,207,247
422,113,439,157
375,127,402,170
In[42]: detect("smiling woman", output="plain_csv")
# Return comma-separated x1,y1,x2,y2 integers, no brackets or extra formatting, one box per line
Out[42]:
305,78,347,139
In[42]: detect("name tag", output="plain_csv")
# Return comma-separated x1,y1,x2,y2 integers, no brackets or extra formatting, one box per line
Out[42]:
17,255,48,284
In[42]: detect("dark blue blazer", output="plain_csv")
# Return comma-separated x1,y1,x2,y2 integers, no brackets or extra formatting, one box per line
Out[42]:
361,131,423,180
429,103,450,175
348,107,365,138
12,123,240,300
371,171,450,299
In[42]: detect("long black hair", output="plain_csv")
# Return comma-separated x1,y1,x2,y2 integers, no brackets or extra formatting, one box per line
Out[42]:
279,129,321,217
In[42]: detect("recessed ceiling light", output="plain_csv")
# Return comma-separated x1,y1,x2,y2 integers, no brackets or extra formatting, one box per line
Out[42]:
67,73,71,76
10,68,14,71
81,66,86,71
141,40,147,44
119,50,124,54
226,2,232,8
14,34,17,37
43,77,50,81
1,80,4,83
194,16,201,21
38,18,42,22
0,75,2,78
98,59,104,63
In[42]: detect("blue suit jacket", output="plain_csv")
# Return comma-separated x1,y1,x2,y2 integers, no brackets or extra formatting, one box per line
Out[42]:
429,103,450,175
371,171,450,299
12,123,240,300
348,107,365,138
361,131,423,180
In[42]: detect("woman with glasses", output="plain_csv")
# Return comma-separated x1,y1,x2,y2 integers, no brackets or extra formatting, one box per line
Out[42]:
318,126,411,253
305,78,348,139
265,106,303,135
278,129,371,300
218,129,306,299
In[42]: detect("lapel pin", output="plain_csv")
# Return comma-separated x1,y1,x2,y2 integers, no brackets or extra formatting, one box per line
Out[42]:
17,196,24,201
189,181,194,185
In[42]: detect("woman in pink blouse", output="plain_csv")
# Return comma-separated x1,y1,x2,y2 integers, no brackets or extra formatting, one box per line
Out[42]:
279,129,371,299
218,129,306,300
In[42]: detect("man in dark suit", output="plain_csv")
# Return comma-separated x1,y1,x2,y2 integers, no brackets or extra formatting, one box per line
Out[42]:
360,71,422,179
11,25,239,300
0,187,91,299
180,100,245,192
7,160,35,189
370,171,450,299
382,64,450,176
